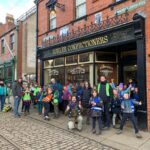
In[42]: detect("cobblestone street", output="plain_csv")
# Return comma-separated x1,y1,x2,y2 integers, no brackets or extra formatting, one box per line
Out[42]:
0,112,115,150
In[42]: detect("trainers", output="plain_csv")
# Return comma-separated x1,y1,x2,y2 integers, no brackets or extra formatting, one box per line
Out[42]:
135,133,142,138
116,129,122,134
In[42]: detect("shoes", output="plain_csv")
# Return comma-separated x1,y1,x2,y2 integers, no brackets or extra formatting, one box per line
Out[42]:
135,133,142,138
103,126,109,130
44,116,50,121
116,129,122,134
96,130,102,135
92,129,96,134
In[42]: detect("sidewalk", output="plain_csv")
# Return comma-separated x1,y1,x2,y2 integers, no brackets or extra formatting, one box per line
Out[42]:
9,97,150,150
28,111,150,150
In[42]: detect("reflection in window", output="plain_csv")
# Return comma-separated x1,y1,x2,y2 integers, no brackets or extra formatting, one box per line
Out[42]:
79,53,89,62
66,55,78,64
54,57,64,66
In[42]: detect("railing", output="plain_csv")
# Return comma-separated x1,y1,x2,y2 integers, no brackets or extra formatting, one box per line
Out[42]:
42,10,132,48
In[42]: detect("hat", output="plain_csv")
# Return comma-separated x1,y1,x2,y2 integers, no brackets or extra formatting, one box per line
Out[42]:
119,83,123,89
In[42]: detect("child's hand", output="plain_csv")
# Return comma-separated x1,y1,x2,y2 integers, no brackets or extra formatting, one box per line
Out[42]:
121,106,124,109
92,102,96,106
139,101,142,105
66,105,70,111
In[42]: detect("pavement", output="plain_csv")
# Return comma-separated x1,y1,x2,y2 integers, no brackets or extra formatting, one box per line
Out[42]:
0,96,150,150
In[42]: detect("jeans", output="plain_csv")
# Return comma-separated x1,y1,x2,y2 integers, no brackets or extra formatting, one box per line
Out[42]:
14,96,21,116
112,113,122,126
54,104,59,117
120,113,139,133
92,116,102,130
103,102,110,127
0,95,5,111
38,101,43,114
43,102,50,117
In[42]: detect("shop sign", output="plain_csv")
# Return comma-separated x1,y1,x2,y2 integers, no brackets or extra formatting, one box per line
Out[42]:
42,27,134,59
48,69,59,76
70,67,85,75
100,65,113,76
115,0,146,15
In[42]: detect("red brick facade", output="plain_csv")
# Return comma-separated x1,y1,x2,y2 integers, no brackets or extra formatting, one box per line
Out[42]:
37,0,150,130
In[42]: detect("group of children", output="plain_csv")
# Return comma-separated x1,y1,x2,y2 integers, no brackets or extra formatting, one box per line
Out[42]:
20,78,142,138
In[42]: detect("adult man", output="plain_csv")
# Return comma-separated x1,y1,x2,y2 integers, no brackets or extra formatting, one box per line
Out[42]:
12,78,22,117
97,76,113,129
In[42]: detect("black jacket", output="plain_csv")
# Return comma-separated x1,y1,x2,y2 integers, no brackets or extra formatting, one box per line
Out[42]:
12,82,22,97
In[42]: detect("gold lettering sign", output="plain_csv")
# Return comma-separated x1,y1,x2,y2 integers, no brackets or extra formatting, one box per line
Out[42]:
51,35,108,55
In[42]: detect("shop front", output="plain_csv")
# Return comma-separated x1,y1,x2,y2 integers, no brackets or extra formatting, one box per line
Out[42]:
0,59,15,84
38,14,146,129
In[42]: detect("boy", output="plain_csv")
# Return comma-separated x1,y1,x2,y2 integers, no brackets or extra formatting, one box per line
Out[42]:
65,95,83,131
117,92,142,138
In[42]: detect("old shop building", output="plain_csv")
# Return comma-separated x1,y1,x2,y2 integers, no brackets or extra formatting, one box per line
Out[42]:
0,7,36,83
35,0,150,130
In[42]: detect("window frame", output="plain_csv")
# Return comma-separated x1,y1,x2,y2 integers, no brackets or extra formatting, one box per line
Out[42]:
10,33,15,50
1,39,5,54
49,12,56,30
75,0,86,19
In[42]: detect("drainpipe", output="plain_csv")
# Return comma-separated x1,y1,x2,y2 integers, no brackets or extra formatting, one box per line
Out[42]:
34,0,39,83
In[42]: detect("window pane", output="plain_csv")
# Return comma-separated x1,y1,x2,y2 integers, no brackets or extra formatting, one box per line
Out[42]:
66,55,78,64
54,57,64,66
79,53,89,62
44,60,54,68
96,52,116,62
76,3,86,18
60,26,69,36
76,0,86,5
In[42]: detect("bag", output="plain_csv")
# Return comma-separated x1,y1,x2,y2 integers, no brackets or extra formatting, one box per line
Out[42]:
3,105,12,112
53,98,58,104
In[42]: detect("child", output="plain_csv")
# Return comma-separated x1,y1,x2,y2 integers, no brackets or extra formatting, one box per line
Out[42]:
117,93,142,138
65,95,83,131
22,87,32,115
52,90,59,118
42,88,53,120
62,86,71,113
90,89,103,135
6,83,12,104
36,87,44,115
111,89,122,128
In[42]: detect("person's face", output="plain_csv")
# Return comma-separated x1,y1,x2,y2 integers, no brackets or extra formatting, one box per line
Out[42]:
113,90,118,96
85,82,88,88
135,88,138,93
93,91,97,97
47,88,52,94
72,96,76,103
39,88,42,92
18,78,22,83
124,85,127,89
123,93,129,99
100,76,106,82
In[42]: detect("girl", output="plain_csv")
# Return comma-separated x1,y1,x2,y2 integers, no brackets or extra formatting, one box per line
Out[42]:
90,90,103,135
111,89,122,128
42,88,53,120
22,87,32,115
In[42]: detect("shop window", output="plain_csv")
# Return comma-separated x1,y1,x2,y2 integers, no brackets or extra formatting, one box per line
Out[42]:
44,60,54,68
0,68,4,79
76,0,86,19
49,12,56,30
96,52,117,62
79,53,90,63
10,34,15,50
97,64,117,83
6,66,12,79
95,12,102,24
60,26,69,37
1,39,5,54
54,57,64,66
66,55,78,64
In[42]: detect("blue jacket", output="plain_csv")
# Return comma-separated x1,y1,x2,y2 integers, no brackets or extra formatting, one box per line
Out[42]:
121,99,139,113
0,86,7,96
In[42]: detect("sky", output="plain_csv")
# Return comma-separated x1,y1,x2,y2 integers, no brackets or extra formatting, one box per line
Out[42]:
0,0,35,23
